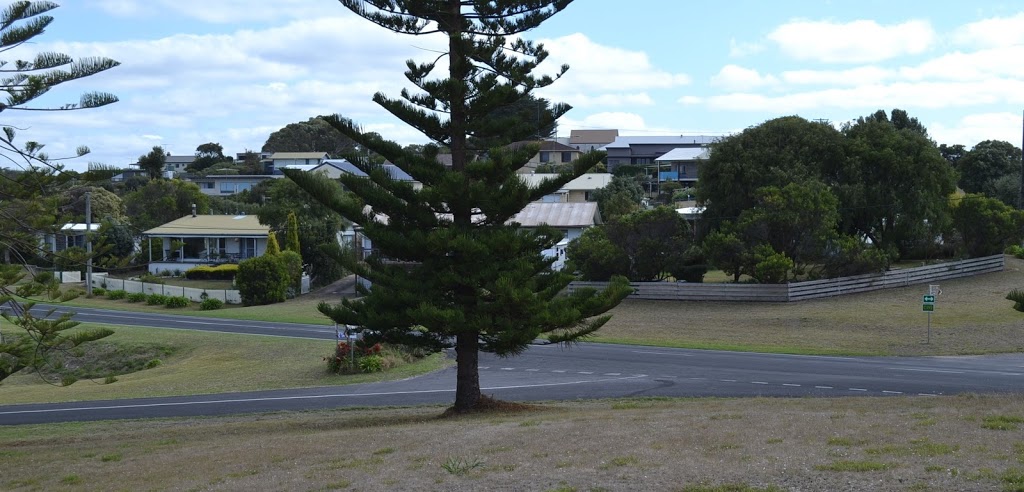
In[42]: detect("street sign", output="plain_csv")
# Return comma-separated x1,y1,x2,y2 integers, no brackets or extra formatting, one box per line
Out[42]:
922,304,935,312
923,295,935,303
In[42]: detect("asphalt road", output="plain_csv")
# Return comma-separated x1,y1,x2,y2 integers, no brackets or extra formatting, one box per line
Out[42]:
1,305,1022,425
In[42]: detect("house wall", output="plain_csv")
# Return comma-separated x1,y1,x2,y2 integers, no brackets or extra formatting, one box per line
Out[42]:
607,144,706,172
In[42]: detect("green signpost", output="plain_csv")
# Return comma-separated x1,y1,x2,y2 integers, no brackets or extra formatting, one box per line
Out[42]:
922,293,937,343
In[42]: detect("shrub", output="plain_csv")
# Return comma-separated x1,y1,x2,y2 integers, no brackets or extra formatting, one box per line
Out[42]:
1006,245,1024,259
200,298,223,310
138,272,164,284
235,255,289,306
159,269,172,277
186,264,239,280
359,355,385,373
280,250,303,293
146,294,169,306
126,292,147,303
164,296,190,308
91,287,106,296
106,289,127,300
1007,289,1024,313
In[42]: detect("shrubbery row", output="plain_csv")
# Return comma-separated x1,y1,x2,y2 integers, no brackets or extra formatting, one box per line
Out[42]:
185,264,239,280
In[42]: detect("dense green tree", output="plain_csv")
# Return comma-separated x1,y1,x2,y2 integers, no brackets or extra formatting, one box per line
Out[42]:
734,181,839,271
59,186,125,222
604,207,691,281
189,142,229,172
262,116,357,157
564,226,628,281
285,0,630,412
701,228,747,282
957,140,1022,206
285,212,301,253
0,1,117,382
591,174,644,221
697,116,845,227
251,178,346,287
123,179,209,231
951,194,1024,257
235,255,288,306
838,111,956,258
265,232,281,255
136,146,167,179
938,143,966,167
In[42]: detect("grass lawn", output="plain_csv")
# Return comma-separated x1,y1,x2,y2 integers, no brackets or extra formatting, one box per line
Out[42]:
2,394,1023,491
53,291,334,325
0,323,449,405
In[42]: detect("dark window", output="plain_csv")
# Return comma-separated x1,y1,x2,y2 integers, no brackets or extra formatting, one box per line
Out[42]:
539,151,550,163
561,152,573,163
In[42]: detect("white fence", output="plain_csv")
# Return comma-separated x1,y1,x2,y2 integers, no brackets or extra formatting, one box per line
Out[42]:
91,273,242,304
567,254,1005,302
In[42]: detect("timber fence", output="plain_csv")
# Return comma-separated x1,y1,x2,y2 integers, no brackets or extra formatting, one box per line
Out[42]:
567,254,1005,302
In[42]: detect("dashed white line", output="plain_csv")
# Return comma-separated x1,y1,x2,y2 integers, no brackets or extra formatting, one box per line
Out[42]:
479,366,489,370
720,379,737,382
882,391,902,394
815,386,833,389
918,393,939,396
689,377,706,381
551,370,566,373
782,383,801,387
848,388,868,392
891,368,964,374
500,367,514,371
604,373,621,376
751,381,769,385
525,369,540,372
632,351,692,356
578,371,593,375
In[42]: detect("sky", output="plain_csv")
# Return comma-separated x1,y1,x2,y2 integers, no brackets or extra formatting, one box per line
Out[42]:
7,0,1024,171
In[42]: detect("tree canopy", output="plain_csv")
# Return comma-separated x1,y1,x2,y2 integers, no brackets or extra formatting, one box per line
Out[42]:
285,0,630,412
136,146,167,179
124,179,209,231
262,116,357,157
189,142,229,172
957,140,1022,207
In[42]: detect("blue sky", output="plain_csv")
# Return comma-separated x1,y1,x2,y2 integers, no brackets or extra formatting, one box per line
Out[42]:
9,1,1024,171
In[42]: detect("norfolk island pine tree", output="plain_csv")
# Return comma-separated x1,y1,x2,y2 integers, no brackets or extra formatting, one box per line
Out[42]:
285,0,631,412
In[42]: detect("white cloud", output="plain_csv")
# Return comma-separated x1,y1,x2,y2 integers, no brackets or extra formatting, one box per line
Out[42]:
781,66,894,86
929,112,1024,148
677,96,703,105
729,38,764,57
711,65,779,91
89,0,337,23
952,13,1024,48
768,19,935,63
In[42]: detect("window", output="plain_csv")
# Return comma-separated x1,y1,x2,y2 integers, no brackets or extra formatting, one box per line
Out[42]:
219,182,235,194
237,182,252,192
561,152,573,163
199,181,214,189
634,157,651,165
539,151,550,163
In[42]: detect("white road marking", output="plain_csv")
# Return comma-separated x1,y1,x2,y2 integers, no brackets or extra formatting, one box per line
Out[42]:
689,377,706,381
632,351,691,356
890,368,964,374
500,367,514,371
782,383,800,387
815,386,833,389
751,381,768,385
551,370,566,373
720,379,737,382
578,371,593,374
882,391,902,394
604,373,621,376
525,369,539,372
479,366,490,370
0,375,651,417
848,388,868,392
918,393,939,396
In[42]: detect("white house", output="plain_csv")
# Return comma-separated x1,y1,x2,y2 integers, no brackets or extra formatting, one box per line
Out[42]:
142,214,270,274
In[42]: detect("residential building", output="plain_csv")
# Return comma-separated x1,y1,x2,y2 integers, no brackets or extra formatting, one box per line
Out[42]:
602,135,717,172
142,213,270,274
164,155,195,175
653,147,710,188
509,201,602,271
505,140,582,173
568,129,618,152
517,173,613,203
49,223,100,252
311,159,422,190
265,152,329,174
188,174,281,196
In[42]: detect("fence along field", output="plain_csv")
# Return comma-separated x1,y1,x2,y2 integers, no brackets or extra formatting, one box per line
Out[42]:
568,255,1005,302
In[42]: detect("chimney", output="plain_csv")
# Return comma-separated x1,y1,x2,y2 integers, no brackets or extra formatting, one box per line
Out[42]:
192,203,196,218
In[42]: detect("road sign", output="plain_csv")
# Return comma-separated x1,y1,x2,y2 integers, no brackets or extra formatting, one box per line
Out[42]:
922,304,935,312
923,295,935,303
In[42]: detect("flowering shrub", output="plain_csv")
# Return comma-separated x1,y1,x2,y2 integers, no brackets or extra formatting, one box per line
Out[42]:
326,340,384,374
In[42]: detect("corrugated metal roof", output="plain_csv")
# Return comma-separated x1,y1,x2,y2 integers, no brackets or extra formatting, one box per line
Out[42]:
509,202,599,228
270,152,329,159
316,160,415,181
518,173,613,191
143,215,270,237
569,129,619,144
506,140,579,152
60,223,100,232
655,147,710,161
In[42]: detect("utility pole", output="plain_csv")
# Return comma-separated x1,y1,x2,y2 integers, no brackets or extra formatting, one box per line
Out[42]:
85,191,93,296
1019,109,1023,209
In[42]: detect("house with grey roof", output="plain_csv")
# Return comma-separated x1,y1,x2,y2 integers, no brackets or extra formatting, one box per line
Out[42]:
653,147,711,188
265,152,329,174
164,155,196,175
142,213,270,274
517,173,613,203
188,174,281,196
569,129,619,152
505,140,582,173
601,135,718,173
312,159,422,190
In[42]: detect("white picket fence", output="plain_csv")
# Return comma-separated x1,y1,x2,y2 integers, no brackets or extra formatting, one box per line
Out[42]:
91,273,242,304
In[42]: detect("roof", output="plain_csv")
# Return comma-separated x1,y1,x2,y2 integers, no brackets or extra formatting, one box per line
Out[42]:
316,159,416,181
655,147,711,161
510,202,600,228
518,173,613,191
269,152,329,160
143,214,270,237
277,164,319,172
189,174,280,181
165,155,194,164
569,129,619,145
602,135,719,149
60,223,100,232
506,140,579,152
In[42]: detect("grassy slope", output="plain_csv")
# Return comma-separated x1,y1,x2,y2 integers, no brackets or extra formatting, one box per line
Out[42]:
0,324,449,405
2,395,1023,491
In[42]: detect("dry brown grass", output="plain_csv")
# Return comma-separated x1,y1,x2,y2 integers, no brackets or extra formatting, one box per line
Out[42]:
4,395,1024,491
593,256,1024,356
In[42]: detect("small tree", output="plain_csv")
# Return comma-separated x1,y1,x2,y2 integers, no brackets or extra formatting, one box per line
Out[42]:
265,232,281,256
285,212,301,253
951,194,1024,257
137,146,167,179
235,255,288,306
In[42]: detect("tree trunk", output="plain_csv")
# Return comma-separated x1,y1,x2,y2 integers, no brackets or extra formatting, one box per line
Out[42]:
453,331,481,411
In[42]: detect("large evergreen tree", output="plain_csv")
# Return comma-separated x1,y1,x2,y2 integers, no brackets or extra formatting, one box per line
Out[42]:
286,0,630,412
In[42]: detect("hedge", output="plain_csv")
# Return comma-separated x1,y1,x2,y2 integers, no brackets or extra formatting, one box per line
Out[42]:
185,264,239,280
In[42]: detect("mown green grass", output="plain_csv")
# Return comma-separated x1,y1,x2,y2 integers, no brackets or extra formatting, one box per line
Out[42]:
0,323,449,405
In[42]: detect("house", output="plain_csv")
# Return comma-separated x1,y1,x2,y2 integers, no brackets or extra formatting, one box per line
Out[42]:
652,147,710,188
164,155,195,175
49,223,100,252
569,129,618,152
311,159,422,190
601,135,717,173
506,140,582,173
517,173,613,203
265,152,329,174
142,213,270,274
509,201,602,271
188,174,282,196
